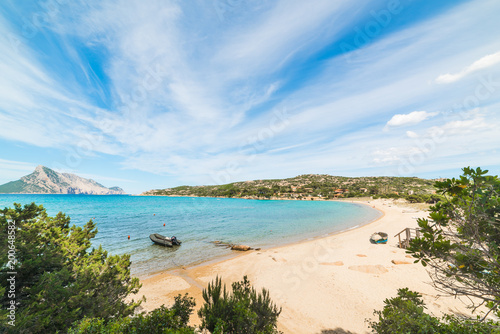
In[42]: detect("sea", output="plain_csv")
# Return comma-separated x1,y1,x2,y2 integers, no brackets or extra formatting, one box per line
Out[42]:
0,195,382,278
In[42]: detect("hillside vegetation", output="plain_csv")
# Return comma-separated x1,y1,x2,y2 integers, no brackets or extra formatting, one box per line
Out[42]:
142,174,440,202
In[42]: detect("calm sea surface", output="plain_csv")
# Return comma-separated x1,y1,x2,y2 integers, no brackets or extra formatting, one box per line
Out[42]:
0,195,381,277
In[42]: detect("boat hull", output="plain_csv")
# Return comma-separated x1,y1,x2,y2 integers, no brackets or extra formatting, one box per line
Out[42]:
370,232,388,244
149,233,181,247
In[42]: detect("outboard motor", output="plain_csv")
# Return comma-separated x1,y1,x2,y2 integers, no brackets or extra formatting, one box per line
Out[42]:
171,236,181,245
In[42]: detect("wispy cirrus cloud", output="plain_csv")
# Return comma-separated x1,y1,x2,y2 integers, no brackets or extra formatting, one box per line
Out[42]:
436,51,500,84
0,159,36,184
1,0,500,192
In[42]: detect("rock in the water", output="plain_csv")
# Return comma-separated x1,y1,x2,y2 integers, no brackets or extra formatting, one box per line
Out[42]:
231,245,252,251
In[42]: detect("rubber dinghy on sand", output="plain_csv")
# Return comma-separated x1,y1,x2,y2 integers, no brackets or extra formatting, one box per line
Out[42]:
149,233,181,247
370,232,388,244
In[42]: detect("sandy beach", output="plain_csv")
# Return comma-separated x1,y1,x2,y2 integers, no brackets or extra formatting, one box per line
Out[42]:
136,198,476,333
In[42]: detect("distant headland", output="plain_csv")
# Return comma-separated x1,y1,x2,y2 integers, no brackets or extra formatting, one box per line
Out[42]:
0,165,125,195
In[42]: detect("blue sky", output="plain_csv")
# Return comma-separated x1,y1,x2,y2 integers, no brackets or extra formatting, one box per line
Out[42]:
0,0,499,194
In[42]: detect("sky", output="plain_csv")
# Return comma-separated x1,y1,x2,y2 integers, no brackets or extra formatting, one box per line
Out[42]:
0,0,499,194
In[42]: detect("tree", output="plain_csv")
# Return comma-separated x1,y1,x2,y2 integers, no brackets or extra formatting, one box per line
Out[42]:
0,203,142,333
408,167,500,319
198,276,282,334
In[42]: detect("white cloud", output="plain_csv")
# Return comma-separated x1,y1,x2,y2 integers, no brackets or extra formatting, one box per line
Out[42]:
384,111,438,130
372,148,403,164
406,131,419,138
428,115,492,137
436,51,500,84
0,159,36,185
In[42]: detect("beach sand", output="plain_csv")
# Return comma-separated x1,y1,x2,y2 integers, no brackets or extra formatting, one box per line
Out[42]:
135,198,476,333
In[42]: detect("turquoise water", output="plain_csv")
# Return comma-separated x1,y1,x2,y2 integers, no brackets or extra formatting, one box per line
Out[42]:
0,195,381,277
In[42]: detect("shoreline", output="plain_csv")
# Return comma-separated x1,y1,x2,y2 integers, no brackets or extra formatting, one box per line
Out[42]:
135,198,473,333
136,199,383,280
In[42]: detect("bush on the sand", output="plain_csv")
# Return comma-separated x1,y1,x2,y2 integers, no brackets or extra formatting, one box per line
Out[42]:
0,203,142,333
198,276,282,334
368,288,499,334
69,294,196,334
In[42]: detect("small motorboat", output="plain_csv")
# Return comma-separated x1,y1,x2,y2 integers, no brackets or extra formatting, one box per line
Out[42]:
370,232,388,244
149,233,181,247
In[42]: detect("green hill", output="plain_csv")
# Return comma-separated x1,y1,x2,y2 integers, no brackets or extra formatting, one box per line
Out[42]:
0,180,41,193
142,174,439,202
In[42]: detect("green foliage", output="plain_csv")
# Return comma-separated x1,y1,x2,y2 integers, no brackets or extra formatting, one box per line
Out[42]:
144,174,437,200
405,194,444,204
408,167,500,317
0,203,142,333
369,288,500,333
368,288,442,333
0,180,32,194
198,276,282,334
69,294,196,334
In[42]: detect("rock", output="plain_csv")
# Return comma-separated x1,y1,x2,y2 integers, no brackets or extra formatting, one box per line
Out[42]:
231,245,252,251
392,260,412,265
0,165,126,194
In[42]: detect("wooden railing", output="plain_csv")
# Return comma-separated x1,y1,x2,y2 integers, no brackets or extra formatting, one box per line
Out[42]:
394,228,421,249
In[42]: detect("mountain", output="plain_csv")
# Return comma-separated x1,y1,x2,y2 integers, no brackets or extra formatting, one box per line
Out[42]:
0,165,126,195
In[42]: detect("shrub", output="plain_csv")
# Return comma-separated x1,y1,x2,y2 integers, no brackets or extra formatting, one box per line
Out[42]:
69,294,196,334
198,276,282,334
368,288,441,333
368,288,500,333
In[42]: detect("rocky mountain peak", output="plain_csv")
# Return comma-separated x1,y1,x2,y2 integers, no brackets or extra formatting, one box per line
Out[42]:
0,166,126,194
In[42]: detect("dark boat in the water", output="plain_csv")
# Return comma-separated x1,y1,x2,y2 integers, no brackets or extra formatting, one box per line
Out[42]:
149,233,181,247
